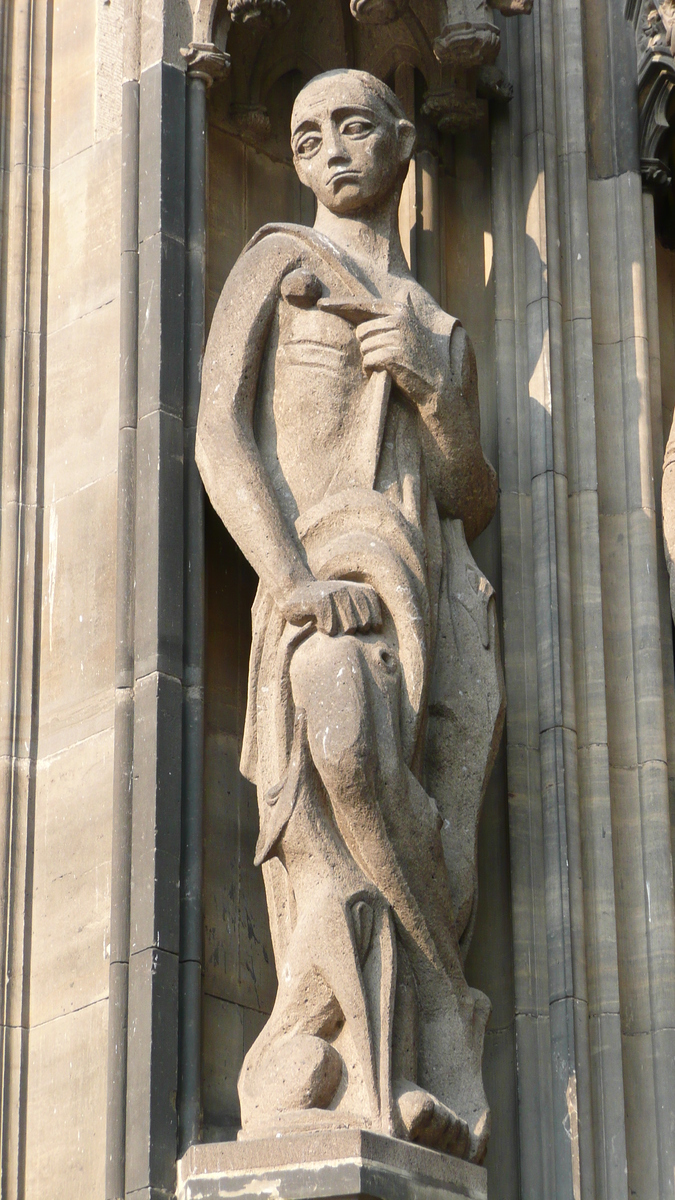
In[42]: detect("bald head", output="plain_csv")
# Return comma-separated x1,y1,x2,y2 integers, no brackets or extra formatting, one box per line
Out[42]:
291,69,407,139
289,68,415,217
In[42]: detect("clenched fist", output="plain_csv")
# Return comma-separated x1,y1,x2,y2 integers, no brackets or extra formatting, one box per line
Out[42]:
279,577,382,637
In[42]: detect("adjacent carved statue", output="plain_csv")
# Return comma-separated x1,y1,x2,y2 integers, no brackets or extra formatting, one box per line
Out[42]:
197,68,504,1164
664,421,675,608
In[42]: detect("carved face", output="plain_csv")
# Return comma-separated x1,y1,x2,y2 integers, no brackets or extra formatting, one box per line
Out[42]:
291,72,415,215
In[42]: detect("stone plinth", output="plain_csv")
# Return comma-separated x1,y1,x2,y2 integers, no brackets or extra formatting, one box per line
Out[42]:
177,1129,487,1200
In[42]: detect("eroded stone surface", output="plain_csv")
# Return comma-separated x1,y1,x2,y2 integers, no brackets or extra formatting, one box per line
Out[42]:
178,1129,488,1200
197,68,504,1163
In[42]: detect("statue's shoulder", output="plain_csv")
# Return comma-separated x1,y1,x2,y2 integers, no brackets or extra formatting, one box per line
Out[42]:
244,222,332,254
217,223,375,315
221,223,316,285
204,223,376,378
207,225,336,343
240,223,352,276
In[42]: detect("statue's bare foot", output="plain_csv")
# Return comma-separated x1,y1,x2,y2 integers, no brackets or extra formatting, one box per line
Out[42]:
394,1081,471,1159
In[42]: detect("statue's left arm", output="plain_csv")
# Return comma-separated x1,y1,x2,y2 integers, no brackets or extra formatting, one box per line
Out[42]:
356,298,498,543
414,322,497,542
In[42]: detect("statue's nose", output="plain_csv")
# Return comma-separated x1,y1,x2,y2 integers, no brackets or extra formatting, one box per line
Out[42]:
325,129,349,166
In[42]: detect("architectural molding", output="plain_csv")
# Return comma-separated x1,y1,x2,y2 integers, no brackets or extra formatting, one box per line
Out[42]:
421,83,485,131
181,40,231,86
227,0,291,26
185,0,530,137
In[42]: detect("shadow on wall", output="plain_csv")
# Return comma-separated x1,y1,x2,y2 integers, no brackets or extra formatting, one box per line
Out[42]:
202,506,274,1142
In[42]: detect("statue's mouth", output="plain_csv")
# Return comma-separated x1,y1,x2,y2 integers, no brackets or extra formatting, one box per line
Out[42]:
329,169,360,189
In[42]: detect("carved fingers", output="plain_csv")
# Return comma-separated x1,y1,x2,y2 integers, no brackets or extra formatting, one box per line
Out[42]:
331,580,382,635
280,578,382,637
354,294,445,402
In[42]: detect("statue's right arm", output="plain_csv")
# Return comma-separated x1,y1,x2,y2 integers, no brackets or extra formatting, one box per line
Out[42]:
196,236,314,604
196,235,382,637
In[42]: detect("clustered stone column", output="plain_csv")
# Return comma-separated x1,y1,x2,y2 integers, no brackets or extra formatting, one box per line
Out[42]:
492,0,675,1197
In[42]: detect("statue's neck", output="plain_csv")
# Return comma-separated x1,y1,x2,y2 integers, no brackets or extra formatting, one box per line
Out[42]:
313,198,410,282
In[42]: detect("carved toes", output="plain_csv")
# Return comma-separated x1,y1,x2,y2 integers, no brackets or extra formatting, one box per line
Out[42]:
395,1080,472,1159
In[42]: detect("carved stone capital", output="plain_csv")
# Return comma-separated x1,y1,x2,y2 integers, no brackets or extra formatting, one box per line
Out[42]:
230,103,273,145
434,20,500,66
181,41,231,86
227,0,290,26
346,0,531,91
421,85,485,131
213,0,532,135
350,0,409,22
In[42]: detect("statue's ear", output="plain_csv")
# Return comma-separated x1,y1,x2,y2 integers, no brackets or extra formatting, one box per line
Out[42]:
397,119,416,165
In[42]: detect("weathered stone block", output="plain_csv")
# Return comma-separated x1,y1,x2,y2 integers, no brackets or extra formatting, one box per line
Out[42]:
24,1000,108,1200
202,995,267,1138
44,298,120,502
38,472,116,759
130,670,182,956
134,408,184,679
31,726,113,1025
47,137,121,333
138,232,186,420
139,61,186,244
50,0,96,166
125,946,179,1195
481,1025,519,1198
178,1131,487,1200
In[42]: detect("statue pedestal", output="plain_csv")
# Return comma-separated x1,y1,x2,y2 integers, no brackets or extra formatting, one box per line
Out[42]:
177,1129,487,1200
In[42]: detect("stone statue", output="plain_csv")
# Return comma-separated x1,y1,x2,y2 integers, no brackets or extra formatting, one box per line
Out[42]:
196,68,505,1165
665,421,675,615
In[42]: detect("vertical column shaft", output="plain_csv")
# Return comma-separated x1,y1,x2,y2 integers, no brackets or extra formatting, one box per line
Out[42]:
584,2,675,1195
124,54,186,1200
0,0,51,1195
549,0,629,1194
521,1,595,1193
492,18,556,1199
106,61,140,1200
416,150,441,303
179,69,207,1157
493,1,634,1192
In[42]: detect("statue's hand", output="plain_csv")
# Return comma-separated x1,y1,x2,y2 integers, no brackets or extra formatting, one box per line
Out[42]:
354,293,447,405
279,578,382,637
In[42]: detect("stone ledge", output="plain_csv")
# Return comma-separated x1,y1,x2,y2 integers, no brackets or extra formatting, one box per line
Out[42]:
177,1129,487,1200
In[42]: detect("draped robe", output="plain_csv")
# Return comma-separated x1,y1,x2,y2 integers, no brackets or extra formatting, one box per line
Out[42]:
197,222,505,1141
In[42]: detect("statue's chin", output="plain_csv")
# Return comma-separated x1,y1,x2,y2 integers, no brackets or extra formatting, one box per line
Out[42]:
319,187,399,220
321,185,379,214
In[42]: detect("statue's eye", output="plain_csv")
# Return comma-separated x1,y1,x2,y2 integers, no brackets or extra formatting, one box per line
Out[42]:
296,134,322,157
342,119,372,137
